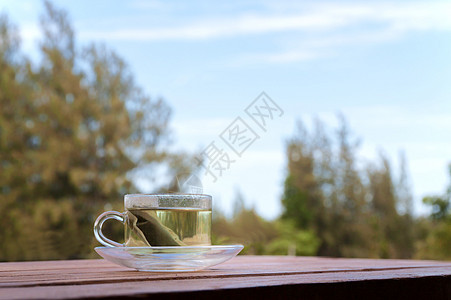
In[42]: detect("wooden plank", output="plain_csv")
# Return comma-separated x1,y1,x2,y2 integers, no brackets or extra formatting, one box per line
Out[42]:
1,256,450,287
2,256,449,274
0,259,118,272
1,263,450,288
0,267,449,299
0,256,450,299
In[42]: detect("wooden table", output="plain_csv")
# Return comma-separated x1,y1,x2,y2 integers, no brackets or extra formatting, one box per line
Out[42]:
1,256,450,299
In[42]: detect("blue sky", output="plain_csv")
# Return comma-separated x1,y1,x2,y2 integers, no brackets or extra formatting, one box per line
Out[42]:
1,0,450,218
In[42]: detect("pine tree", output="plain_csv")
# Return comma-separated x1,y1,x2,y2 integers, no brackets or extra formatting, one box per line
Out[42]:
0,2,191,261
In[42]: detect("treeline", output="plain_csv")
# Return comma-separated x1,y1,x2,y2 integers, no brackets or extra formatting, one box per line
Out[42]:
1,2,449,262
0,2,193,261
212,118,451,260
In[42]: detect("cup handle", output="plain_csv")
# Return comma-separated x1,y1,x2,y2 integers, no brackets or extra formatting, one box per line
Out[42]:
94,211,126,247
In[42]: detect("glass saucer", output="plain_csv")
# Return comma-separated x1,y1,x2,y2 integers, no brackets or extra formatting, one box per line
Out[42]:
95,245,244,272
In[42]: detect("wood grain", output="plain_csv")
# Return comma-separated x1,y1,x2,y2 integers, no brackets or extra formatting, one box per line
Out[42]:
0,256,450,299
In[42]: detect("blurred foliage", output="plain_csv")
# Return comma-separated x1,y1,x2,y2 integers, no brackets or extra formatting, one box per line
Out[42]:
265,220,319,256
0,2,193,261
276,117,449,259
1,2,449,261
212,191,319,256
277,117,413,258
213,118,450,260
415,166,451,260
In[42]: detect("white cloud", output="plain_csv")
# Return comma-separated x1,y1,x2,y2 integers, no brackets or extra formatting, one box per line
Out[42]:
80,2,451,42
172,118,232,137
10,1,451,65
80,12,348,41
76,1,451,65
237,50,321,65
128,0,173,10
248,2,451,64
342,105,451,131
20,23,40,41
201,149,286,219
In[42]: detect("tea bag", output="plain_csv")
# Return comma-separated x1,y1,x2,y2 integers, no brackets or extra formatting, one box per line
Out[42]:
130,210,186,246
127,212,151,247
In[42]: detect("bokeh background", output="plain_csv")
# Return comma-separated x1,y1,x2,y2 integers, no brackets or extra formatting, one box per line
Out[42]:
0,0,450,261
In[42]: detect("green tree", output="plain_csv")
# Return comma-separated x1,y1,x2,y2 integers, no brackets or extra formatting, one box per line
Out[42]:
367,153,415,258
212,191,278,254
212,190,319,256
281,116,416,259
281,120,321,230
266,220,319,256
0,13,38,260
416,165,451,260
281,117,370,257
0,2,190,261
330,116,372,258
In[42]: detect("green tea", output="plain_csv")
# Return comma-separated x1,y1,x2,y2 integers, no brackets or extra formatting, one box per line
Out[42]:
125,208,211,247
